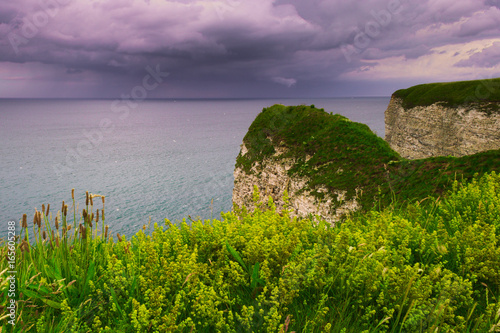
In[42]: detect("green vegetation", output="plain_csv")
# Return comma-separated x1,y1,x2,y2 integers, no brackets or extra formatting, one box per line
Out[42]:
2,101,500,332
392,78,500,111
387,150,500,203
236,104,500,211
2,173,500,332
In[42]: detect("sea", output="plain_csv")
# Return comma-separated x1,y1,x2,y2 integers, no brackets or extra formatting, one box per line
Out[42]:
0,98,389,237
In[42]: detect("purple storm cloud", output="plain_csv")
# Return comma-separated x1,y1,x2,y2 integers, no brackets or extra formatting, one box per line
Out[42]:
1,0,500,98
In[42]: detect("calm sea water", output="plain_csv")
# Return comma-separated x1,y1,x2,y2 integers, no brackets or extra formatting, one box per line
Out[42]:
0,98,389,237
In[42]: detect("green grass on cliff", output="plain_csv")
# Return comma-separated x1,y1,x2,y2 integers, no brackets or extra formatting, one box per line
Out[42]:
393,77,500,111
236,104,400,210
236,104,500,211
387,149,500,203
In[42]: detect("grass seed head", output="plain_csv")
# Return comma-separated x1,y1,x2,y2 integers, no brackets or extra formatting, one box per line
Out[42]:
22,214,27,228
90,195,93,206
36,211,42,228
21,240,30,253
117,233,122,242
42,230,47,240
71,188,74,200
96,210,99,223
46,204,50,217
55,216,59,230
42,204,45,216
105,225,109,239
86,191,89,206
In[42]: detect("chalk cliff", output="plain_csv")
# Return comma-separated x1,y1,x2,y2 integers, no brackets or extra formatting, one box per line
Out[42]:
385,79,500,159
232,143,360,224
231,104,398,224
233,81,500,222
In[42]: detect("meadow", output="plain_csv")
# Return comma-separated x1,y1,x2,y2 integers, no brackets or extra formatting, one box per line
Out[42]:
1,171,499,332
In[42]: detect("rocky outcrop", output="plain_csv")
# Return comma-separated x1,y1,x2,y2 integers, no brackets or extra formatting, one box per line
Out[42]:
385,96,500,159
233,96,500,222
232,143,359,225
230,104,398,224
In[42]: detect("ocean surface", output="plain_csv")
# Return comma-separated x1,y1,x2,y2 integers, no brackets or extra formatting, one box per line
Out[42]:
0,98,389,237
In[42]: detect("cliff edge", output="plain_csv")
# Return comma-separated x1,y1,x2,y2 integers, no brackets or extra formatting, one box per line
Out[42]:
233,102,500,223
385,78,500,159
232,104,399,224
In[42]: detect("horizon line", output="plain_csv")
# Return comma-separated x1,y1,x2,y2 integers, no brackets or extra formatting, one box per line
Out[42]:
0,96,392,101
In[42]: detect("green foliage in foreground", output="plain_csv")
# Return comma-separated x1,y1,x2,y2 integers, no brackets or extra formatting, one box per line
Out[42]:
393,78,500,111
2,173,500,332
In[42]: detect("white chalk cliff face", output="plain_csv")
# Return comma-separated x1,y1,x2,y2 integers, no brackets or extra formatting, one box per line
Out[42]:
385,97,500,159
232,143,359,225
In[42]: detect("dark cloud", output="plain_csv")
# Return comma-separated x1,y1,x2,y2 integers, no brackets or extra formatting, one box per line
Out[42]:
0,0,499,98
456,7,500,37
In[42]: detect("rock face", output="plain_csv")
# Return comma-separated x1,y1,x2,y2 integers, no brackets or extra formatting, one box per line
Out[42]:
385,96,500,160
231,104,398,224
232,144,359,225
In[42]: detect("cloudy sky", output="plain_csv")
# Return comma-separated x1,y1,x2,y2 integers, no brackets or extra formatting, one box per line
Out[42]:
1,0,500,98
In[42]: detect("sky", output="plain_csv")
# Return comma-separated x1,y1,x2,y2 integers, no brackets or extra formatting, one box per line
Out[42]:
1,0,500,98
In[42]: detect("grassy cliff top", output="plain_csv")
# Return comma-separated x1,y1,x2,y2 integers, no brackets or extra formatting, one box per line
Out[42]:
237,104,399,171
393,77,500,110
236,104,500,211
236,104,400,209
